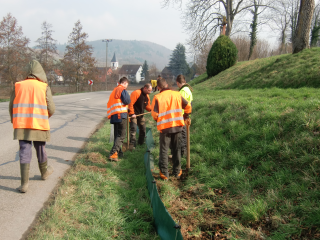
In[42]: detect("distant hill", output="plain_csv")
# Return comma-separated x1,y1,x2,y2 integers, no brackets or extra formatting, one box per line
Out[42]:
55,39,172,70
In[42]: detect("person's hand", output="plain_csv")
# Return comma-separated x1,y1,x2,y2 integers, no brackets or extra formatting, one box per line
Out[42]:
185,118,191,126
131,114,137,118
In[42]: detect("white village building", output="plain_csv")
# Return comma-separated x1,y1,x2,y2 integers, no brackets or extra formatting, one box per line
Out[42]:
118,64,143,83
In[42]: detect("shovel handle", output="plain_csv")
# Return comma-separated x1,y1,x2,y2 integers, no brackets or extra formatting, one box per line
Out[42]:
129,112,151,118
186,124,190,170
127,111,130,149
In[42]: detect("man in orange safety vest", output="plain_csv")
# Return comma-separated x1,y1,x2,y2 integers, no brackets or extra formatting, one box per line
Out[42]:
151,78,192,180
107,77,131,161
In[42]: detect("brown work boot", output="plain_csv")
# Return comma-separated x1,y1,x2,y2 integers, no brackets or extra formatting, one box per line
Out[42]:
159,171,168,181
175,169,183,180
109,152,119,162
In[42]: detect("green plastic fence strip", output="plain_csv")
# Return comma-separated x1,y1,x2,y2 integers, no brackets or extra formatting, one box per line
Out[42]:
146,128,155,151
144,129,183,240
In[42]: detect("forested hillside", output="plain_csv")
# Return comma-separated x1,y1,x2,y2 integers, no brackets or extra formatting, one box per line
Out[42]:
55,39,172,70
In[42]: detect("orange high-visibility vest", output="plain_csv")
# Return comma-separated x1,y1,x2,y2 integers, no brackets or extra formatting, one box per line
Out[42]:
153,90,186,131
107,85,128,119
13,79,50,130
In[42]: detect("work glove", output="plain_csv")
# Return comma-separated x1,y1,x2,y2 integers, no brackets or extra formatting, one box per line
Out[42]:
185,118,191,126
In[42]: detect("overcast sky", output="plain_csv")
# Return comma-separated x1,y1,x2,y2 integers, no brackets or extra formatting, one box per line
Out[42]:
0,0,188,50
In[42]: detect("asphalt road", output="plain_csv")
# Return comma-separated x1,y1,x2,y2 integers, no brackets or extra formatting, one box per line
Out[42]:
0,91,114,240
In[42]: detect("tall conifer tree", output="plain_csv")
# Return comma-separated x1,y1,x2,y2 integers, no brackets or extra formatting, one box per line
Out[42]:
168,43,189,77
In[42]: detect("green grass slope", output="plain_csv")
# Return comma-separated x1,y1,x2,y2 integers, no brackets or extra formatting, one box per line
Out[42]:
191,47,320,90
147,49,320,239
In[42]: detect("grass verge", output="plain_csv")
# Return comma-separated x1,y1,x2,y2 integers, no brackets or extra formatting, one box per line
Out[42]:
146,88,320,239
27,122,159,240
0,98,9,102
192,47,320,90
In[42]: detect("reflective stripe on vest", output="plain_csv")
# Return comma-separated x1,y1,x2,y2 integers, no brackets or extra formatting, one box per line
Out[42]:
13,79,50,130
107,86,128,119
155,90,185,131
157,116,184,126
158,109,182,118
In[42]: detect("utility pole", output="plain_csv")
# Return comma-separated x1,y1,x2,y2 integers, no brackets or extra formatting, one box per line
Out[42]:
102,39,112,90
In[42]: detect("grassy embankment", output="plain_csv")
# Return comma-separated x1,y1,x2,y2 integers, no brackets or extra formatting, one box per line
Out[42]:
27,48,320,239
145,48,320,239
27,122,159,240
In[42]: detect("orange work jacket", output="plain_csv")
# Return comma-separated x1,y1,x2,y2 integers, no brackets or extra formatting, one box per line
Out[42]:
107,85,128,119
152,90,191,132
13,79,50,130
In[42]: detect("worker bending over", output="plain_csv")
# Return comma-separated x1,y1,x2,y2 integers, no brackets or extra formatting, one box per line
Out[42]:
176,75,193,156
107,77,131,161
128,83,152,147
151,78,191,180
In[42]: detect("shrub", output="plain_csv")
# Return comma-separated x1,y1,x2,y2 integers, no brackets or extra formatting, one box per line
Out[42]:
206,35,238,77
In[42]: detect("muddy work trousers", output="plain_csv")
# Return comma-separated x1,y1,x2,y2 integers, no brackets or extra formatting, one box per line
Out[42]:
110,119,127,156
159,132,181,178
130,116,146,146
19,140,47,164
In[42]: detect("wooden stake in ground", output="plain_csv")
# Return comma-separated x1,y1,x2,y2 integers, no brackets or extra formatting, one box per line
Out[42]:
127,111,130,150
186,123,190,171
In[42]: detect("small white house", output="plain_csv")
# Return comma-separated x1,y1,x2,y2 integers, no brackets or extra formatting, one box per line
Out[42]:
118,65,143,83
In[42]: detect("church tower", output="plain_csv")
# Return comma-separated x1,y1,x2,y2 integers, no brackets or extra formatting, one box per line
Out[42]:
110,52,118,70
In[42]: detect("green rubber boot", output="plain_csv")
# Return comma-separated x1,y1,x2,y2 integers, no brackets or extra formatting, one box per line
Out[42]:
19,164,30,193
38,161,54,180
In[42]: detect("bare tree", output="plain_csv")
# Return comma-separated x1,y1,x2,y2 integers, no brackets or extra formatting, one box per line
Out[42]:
164,0,269,51
149,63,159,78
0,13,30,87
35,21,57,86
266,0,300,54
310,2,320,46
248,0,272,59
194,42,212,74
292,0,315,53
231,35,272,60
62,20,97,92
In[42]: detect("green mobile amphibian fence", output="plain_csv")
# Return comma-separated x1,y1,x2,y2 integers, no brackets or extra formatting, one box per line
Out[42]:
144,128,183,240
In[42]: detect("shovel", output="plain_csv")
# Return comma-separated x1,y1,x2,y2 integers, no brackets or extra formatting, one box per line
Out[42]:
186,123,190,172
180,122,191,178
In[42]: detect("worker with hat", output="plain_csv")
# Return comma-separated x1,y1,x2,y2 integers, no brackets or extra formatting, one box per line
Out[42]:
9,60,55,193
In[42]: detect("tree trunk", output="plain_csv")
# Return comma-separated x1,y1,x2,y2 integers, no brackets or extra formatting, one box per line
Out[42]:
225,0,233,37
248,3,258,60
292,0,315,54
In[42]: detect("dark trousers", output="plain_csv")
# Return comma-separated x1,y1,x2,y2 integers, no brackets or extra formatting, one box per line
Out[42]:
110,119,127,156
19,140,47,164
159,132,181,178
130,116,146,146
